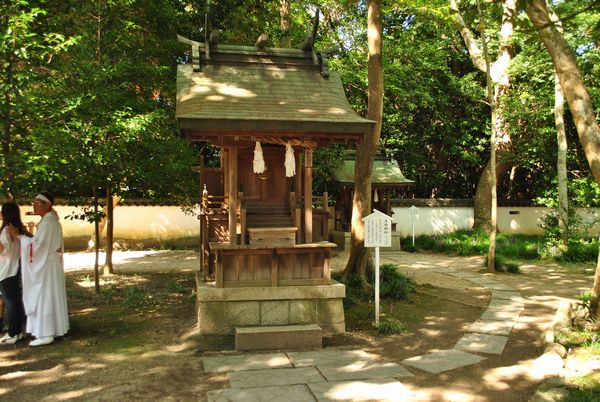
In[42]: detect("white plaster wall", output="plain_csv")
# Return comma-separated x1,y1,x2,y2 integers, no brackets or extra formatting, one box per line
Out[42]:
14,204,599,245
392,206,600,236
392,207,473,236
20,205,200,240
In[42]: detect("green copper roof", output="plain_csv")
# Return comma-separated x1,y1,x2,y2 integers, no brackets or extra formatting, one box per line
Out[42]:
334,151,414,186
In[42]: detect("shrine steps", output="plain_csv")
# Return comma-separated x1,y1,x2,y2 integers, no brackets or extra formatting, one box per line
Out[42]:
235,324,322,351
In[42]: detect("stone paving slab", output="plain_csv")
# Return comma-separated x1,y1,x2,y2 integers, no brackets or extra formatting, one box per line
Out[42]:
208,385,315,402
448,272,482,279
479,309,521,321
308,378,415,401
467,319,516,336
228,367,326,388
202,353,291,373
288,349,381,368
317,362,413,381
455,332,509,355
402,349,486,374
486,298,524,311
491,290,523,301
481,283,515,291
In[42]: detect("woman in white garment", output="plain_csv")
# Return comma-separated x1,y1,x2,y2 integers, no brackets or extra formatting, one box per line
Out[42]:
0,202,28,344
8,193,69,346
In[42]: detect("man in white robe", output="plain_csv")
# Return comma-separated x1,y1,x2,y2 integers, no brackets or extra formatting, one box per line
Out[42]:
9,193,69,346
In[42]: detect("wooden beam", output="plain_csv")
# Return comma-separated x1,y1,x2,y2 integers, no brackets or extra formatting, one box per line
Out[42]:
228,147,238,245
304,149,313,243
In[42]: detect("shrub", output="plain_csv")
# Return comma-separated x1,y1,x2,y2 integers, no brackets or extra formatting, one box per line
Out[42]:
377,317,404,335
483,255,520,273
377,264,416,300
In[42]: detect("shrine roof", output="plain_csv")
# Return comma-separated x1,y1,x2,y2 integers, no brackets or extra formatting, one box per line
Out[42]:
176,40,374,144
334,151,414,187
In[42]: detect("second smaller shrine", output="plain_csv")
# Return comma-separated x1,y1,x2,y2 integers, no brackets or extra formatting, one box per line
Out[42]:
331,150,413,250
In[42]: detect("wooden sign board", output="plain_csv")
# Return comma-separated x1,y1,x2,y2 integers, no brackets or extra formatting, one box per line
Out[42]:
363,209,392,248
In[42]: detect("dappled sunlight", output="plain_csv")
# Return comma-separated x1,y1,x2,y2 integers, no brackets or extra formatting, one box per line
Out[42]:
71,307,99,316
482,358,545,387
319,379,417,401
401,384,479,402
418,328,443,337
49,386,104,401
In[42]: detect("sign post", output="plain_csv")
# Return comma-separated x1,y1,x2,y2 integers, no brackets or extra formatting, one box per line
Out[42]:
409,205,419,247
363,209,393,328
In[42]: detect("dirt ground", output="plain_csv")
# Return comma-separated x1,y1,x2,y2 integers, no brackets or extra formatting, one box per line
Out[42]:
0,250,595,401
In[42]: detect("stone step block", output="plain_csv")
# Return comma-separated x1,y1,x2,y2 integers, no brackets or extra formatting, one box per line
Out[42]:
235,324,322,351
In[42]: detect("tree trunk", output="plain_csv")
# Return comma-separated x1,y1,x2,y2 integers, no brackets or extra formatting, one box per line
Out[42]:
342,0,383,288
103,185,114,275
476,0,498,272
593,246,600,317
450,0,517,231
279,0,291,47
525,2,600,185
93,188,100,293
548,4,569,244
473,159,511,232
555,74,569,242
526,0,600,317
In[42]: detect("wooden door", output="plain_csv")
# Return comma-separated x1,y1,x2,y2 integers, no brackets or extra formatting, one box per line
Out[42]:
238,145,288,205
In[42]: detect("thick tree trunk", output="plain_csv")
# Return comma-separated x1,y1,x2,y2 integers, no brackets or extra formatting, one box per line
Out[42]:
342,0,383,287
526,0,600,317
450,0,517,231
526,2,600,185
279,0,291,47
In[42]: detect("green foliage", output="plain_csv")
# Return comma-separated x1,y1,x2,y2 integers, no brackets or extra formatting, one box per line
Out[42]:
377,317,404,335
378,264,416,300
577,292,596,318
483,255,521,274
123,286,146,307
404,230,600,263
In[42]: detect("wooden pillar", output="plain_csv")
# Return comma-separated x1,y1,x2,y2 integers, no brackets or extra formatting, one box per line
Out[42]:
304,149,313,243
198,155,206,277
228,147,238,245
386,188,391,216
240,191,247,245
295,151,302,206
322,191,329,242
222,147,229,207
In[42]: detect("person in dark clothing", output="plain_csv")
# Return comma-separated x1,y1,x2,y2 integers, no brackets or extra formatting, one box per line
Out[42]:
0,202,28,344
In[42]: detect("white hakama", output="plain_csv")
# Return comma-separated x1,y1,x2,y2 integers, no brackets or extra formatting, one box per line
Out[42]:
20,212,69,338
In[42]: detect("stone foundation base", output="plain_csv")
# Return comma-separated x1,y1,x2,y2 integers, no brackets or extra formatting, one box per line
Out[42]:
196,280,346,336
331,230,401,251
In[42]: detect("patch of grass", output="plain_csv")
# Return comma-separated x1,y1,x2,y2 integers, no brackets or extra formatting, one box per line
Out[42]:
564,371,600,402
555,326,599,348
483,256,521,274
377,317,404,335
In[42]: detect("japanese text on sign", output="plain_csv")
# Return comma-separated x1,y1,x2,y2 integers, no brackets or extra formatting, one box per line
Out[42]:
364,212,392,248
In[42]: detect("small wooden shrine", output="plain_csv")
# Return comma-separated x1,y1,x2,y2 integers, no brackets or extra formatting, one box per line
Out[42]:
176,32,374,337
331,150,413,249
